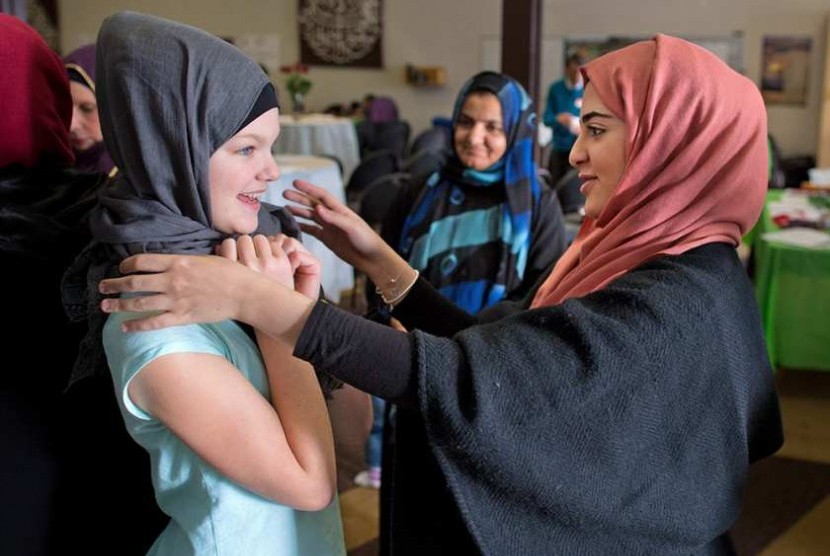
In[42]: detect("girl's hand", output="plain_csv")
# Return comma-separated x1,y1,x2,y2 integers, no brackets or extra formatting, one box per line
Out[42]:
216,235,295,290
277,235,321,300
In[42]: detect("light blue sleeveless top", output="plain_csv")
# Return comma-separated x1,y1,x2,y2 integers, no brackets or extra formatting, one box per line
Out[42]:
103,313,346,556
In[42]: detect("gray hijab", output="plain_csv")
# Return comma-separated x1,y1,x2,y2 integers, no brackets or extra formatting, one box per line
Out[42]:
92,10,285,254
63,12,301,386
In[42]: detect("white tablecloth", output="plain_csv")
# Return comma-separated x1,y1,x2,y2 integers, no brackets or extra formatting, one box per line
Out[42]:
273,114,361,182
263,154,354,303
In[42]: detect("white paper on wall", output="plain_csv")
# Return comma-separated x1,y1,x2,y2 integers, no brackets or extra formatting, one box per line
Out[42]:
235,33,281,78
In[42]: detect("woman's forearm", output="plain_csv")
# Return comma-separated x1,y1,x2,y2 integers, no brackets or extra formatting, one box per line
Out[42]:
296,301,417,406
239,272,317,346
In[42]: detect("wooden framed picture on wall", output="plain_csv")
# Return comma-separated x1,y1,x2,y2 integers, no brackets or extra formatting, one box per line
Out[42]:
761,36,812,105
298,0,383,68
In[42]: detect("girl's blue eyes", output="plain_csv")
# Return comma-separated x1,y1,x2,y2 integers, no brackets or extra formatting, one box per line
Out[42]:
237,146,255,156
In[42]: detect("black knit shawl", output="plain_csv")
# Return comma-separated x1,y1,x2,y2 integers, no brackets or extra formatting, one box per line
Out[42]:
412,243,782,554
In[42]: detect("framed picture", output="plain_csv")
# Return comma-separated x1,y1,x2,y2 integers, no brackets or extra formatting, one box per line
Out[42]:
761,36,812,105
298,0,383,68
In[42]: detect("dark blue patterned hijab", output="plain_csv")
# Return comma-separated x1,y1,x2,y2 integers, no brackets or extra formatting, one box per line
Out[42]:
398,71,541,313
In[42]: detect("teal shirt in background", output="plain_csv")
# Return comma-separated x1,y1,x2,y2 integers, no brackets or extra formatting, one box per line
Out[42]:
103,314,346,556
543,78,583,152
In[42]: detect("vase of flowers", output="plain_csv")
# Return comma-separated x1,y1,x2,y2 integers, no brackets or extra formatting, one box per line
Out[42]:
280,63,312,114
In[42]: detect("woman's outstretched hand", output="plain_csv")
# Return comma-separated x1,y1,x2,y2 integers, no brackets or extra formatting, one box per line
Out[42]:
283,179,403,279
99,252,315,342
99,254,262,331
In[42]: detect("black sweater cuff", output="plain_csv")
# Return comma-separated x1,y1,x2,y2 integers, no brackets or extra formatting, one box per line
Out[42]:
294,301,417,405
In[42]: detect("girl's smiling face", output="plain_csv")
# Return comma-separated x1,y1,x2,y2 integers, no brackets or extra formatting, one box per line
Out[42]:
208,108,281,234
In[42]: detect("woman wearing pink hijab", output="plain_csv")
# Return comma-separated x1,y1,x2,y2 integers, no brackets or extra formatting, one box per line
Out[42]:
98,35,782,554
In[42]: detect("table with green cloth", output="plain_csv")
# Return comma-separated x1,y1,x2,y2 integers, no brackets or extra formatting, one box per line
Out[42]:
751,190,830,372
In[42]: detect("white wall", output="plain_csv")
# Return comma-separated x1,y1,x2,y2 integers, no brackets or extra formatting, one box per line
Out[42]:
59,0,502,137
60,0,827,156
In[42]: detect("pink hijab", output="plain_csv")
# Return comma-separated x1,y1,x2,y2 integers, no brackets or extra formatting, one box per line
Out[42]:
531,34,767,308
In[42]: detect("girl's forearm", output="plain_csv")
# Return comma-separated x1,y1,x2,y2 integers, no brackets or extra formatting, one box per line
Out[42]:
256,331,336,508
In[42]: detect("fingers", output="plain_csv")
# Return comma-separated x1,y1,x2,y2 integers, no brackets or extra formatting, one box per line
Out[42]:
288,249,321,274
117,253,180,275
100,292,170,314
277,235,309,256
296,222,323,240
285,179,351,216
215,238,238,261
107,306,184,333
389,317,408,332
239,235,272,265
99,273,167,296
289,179,336,206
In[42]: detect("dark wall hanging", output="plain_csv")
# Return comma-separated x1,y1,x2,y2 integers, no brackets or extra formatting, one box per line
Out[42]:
298,0,383,68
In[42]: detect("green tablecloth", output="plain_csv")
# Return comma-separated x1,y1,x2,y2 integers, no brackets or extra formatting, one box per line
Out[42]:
752,190,830,371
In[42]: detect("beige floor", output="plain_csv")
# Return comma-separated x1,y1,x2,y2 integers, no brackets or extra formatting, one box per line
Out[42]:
760,369,830,556
336,369,830,555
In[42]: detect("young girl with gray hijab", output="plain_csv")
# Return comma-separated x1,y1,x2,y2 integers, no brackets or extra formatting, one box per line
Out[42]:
63,12,345,555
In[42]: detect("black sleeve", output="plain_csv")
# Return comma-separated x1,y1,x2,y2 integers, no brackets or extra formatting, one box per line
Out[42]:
294,301,417,406
392,277,479,336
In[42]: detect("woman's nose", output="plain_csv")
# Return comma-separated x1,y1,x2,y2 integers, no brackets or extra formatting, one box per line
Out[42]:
467,124,486,145
568,134,586,168
70,107,82,134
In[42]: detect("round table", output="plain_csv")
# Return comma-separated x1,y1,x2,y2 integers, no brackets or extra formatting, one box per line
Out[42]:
273,114,361,181
263,154,355,303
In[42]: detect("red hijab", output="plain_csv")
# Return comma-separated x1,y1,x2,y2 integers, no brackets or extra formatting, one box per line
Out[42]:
532,35,767,308
0,14,74,169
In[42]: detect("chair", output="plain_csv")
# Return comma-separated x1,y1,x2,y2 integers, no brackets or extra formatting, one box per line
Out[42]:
345,148,400,206
342,172,408,313
316,152,344,179
407,127,450,159
356,120,411,161
357,172,408,229
401,149,444,185
377,120,411,159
